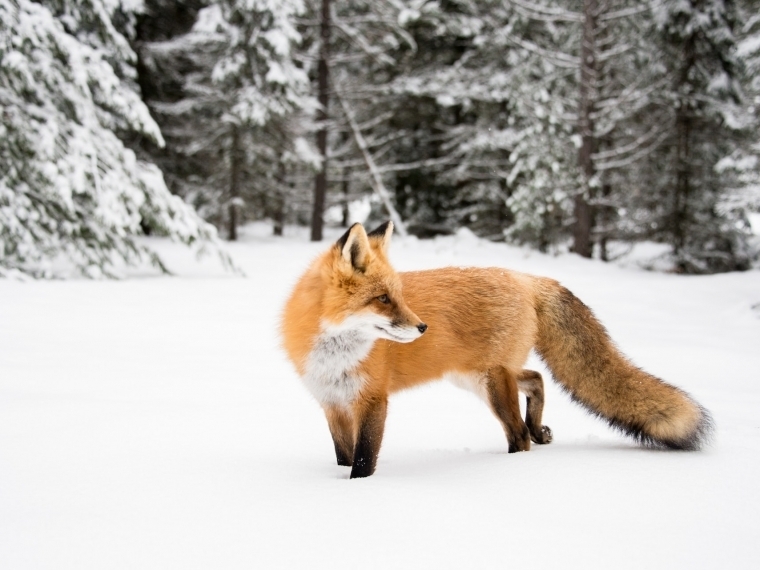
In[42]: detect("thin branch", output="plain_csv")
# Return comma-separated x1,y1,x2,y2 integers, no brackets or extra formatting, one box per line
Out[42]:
597,42,632,62
332,9,396,66
591,77,669,121
508,0,582,22
356,110,395,131
333,81,408,236
507,36,581,68
599,5,651,21
376,156,457,173
595,129,669,171
592,125,665,161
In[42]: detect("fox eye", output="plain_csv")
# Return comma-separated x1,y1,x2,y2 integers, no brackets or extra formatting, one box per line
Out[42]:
377,294,390,304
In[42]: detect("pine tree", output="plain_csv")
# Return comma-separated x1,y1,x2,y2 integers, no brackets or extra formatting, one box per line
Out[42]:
298,0,419,238
1,0,219,278
137,0,316,240
482,1,666,256
215,0,315,239
367,1,575,244
651,0,750,272
715,2,760,250
135,1,228,227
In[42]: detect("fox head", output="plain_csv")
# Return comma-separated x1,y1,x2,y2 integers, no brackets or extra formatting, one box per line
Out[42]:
320,221,427,343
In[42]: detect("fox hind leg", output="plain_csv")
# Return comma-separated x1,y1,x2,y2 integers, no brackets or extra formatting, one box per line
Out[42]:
325,406,355,467
486,367,531,453
518,369,553,444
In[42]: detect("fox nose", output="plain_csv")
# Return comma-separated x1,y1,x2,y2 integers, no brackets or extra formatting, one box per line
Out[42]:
417,323,428,334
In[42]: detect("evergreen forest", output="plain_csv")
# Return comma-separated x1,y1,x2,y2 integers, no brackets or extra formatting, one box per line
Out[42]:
2,0,760,277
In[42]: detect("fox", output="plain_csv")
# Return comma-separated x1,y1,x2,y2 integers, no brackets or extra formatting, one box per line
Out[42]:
281,221,713,478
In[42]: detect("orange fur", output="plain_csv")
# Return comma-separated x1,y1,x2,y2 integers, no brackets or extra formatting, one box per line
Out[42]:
281,222,713,478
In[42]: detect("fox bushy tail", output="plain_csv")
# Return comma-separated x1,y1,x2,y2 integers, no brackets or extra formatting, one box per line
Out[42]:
534,283,713,450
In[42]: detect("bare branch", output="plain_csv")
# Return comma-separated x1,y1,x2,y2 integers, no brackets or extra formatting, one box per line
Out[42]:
507,36,581,68
599,5,651,21
592,125,664,161
376,156,457,173
507,0,582,22
332,9,396,67
595,129,669,171
591,77,669,121
597,42,632,62
333,81,408,236
356,110,395,131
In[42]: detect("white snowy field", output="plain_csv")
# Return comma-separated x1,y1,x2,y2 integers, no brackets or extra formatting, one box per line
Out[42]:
2,224,760,570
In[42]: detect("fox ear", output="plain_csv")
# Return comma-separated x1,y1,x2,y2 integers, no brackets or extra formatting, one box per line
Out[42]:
336,223,371,272
366,221,394,252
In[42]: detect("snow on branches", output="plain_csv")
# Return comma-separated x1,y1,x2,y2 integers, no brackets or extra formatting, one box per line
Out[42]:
1,0,222,278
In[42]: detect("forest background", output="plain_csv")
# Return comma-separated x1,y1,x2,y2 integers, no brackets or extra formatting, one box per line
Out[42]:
2,0,760,278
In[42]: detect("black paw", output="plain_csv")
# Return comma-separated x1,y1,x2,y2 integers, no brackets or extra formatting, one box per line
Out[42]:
349,457,375,478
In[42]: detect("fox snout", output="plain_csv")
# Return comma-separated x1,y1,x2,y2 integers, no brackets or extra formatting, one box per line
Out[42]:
391,306,427,342
374,312,427,343
394,317,427,333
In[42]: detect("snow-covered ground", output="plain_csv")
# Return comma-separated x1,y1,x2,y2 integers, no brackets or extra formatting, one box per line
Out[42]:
2,223,759,569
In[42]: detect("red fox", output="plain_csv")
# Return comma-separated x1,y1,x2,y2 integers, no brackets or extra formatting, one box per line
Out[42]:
281,221,713,478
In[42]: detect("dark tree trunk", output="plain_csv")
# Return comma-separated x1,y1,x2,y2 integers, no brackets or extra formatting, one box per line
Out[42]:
598,180,612,261
273,161,286,237
341,167,350,227
673,111,691,269
596,11,612,262
574,0,598,259
672,37,696,271
310,0,331,242
228,125,241,241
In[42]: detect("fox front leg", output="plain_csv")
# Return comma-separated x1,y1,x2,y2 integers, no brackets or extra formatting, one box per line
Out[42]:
325,406,355,467
350,395,388,479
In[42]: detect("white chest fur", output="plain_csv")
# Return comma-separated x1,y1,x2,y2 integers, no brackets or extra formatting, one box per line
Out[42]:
302,323,377,407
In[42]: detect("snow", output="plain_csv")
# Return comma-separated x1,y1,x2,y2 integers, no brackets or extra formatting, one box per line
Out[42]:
750,212,760,234
737,32,760,58
192,5,227,34
2,223,760,569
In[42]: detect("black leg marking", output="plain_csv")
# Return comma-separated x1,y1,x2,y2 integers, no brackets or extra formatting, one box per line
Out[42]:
350,397,388,479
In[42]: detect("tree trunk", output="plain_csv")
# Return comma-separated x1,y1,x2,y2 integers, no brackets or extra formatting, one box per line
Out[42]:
228,124,241,241
598,180,611,261
596,8,612,262
273,160,286,237
673,110,691,270
574,0,598,258
310,0,331,242
672,37,695,272
341,167,350,227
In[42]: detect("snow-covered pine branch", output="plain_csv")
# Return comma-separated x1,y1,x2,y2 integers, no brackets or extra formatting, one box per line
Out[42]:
0,0,227,278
